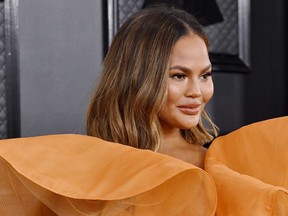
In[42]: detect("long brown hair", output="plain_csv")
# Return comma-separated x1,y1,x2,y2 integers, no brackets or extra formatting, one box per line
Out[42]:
86,5,218,150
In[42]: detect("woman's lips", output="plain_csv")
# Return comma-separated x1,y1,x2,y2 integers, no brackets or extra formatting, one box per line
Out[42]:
177,104,201,115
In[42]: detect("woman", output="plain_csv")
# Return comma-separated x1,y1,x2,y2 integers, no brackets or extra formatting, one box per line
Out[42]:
87,5,218,168
0,5,218,215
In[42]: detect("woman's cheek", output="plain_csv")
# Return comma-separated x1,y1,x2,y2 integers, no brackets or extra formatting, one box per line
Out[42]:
202,81,214,103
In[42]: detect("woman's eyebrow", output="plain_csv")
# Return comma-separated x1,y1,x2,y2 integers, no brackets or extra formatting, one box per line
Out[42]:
169,64,212,73
202,64,212,72
169,65,191,73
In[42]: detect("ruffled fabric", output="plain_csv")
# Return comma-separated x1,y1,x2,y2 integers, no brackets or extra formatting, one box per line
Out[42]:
205,116,288,215
0,134,217,216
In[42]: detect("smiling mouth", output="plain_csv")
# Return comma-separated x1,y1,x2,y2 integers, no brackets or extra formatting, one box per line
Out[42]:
177,105,201,115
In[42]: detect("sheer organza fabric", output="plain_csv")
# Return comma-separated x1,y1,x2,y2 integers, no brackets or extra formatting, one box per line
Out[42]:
205,116,288,215
0,134,217,216
2,117,287,216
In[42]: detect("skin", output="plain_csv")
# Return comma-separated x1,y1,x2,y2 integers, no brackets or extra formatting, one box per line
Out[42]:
159,34,214,168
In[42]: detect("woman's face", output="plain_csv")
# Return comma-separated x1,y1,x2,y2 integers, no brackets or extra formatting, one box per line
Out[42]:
159,34,214,132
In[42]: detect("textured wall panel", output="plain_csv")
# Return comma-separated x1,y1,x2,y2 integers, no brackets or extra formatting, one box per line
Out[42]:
118,0,144,26
116,0,239,55
0,2,7,139
204,0,238,55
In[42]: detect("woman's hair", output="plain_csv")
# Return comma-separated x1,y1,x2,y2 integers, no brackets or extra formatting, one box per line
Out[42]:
86,5,218,151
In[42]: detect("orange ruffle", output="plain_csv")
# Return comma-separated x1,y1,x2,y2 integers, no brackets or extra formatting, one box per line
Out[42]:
0,134,217,215
205,116,288,215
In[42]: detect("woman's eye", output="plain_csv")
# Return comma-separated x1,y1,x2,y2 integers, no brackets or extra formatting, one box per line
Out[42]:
201,72,212,80
170,73,186,80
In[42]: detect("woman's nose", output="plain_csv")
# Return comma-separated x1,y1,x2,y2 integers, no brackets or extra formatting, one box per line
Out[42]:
185,79,201,98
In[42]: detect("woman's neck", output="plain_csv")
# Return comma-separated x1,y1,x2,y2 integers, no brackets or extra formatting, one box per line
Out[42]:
159,128,207,169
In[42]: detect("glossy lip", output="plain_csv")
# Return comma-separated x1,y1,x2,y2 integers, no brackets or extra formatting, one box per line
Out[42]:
177,103,201,115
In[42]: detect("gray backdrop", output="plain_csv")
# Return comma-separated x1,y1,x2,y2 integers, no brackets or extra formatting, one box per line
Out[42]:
19,0,103,137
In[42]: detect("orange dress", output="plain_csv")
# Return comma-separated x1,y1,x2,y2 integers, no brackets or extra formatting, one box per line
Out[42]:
0,134,217,216
205,116,288,215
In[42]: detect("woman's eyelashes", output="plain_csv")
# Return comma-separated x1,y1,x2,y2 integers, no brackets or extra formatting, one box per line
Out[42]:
169,71,212,81
200,71,212,80
169,72,186,80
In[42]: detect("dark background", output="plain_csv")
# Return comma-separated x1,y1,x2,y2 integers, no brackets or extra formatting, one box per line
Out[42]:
244,0,287,124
